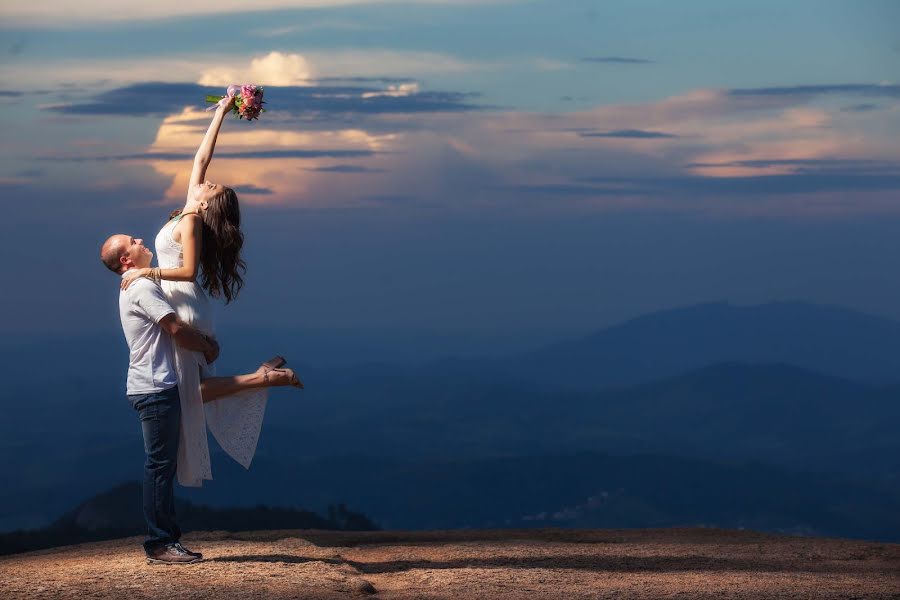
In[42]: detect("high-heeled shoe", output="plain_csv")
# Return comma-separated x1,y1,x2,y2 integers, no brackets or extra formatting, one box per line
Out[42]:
259,356,286,372
260,356,288,385
287,369,304,389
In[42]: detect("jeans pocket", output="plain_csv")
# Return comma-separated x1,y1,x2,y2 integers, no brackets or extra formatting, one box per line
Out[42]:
130,394,148,412
139,402,158,423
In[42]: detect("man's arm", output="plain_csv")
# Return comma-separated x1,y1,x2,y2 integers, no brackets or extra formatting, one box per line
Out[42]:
158,314,220,364
130,279,220,363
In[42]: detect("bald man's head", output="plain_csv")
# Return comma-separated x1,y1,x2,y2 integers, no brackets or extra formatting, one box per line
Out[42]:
100,234,152,274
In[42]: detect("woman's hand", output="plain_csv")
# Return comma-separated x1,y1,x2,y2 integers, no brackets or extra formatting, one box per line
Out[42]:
220,93,236,111
120,267,151,290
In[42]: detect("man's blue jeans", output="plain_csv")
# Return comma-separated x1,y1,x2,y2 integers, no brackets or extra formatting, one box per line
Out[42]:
129,386,182,555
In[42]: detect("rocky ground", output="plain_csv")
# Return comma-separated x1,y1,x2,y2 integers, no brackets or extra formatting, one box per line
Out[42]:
1,528,898,599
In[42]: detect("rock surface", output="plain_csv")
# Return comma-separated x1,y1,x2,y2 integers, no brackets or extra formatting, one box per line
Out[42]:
1,528,898,599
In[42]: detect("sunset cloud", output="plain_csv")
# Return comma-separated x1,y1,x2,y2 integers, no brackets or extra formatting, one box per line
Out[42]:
1,0,507,26
37,77,900,216
143,106,398,205
105,81,900,214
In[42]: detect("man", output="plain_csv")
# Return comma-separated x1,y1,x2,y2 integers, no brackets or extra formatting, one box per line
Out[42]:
100,234,218,565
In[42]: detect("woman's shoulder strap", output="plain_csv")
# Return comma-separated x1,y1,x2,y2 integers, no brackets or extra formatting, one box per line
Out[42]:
172,211,201,224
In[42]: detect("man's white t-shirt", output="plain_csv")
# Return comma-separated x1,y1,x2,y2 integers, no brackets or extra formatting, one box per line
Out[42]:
119,270,178,395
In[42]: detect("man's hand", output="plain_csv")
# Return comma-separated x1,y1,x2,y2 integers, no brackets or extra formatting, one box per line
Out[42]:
203,335,220,365
160,314,220,360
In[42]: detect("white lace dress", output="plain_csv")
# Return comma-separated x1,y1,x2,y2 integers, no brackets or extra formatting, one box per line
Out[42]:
155,215,268,487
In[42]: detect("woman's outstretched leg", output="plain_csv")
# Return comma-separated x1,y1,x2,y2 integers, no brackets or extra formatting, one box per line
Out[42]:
201,363,302,403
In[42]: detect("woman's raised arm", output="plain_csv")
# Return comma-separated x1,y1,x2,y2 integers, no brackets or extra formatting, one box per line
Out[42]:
188,98,235,189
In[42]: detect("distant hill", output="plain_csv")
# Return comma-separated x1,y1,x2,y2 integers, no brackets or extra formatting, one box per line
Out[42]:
257,361,900,484
557,362,900,478
172,451,900,542
0,482,376,556
477,301,900,389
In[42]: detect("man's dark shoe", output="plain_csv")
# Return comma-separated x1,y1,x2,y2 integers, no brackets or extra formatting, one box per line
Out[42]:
146,543,202,565
172,542,202,559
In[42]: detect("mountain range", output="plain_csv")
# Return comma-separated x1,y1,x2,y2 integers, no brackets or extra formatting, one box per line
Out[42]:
3,301,900,538
419,301,900,389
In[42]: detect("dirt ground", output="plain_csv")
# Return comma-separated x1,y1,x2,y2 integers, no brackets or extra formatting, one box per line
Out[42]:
2,528,898,599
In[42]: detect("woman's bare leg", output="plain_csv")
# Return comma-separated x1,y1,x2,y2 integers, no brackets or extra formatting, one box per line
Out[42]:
200,373,263,403
200,368,300,403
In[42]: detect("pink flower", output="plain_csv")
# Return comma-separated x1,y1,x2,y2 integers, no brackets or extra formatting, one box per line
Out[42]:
206,84,265,120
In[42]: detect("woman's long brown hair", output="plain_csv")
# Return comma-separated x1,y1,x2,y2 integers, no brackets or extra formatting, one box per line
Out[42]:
170,186,246,303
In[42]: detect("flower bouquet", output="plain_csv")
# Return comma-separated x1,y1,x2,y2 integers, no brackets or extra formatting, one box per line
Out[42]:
206,84,266,121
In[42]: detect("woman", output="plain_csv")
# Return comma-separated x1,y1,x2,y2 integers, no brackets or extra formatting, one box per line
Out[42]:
121,95,302,487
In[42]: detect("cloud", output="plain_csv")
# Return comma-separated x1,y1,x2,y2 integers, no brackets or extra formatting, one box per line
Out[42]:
42,83,210,116
43,81,486,117
2,0,508,26
32,77,900,216
484,172,900,218
231,184,274,195
248,19,368,38
313,76,417,85
579,129,678,139
579,56,653,65
728,83,900,99
362,83,420,98
303,164,387,173
575,172,900,196
16,167,45,178
198,52,314,87
685,158,900,174
373,83,900,213
840,103,880,112
43,149,377,162
136,106,400,204
506,87,900,178
0,177,31,188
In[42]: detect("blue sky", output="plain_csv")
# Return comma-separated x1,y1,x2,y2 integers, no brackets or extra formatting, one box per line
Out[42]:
1,0,899,353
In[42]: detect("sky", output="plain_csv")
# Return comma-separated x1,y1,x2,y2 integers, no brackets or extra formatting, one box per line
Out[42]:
1,0,899,358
